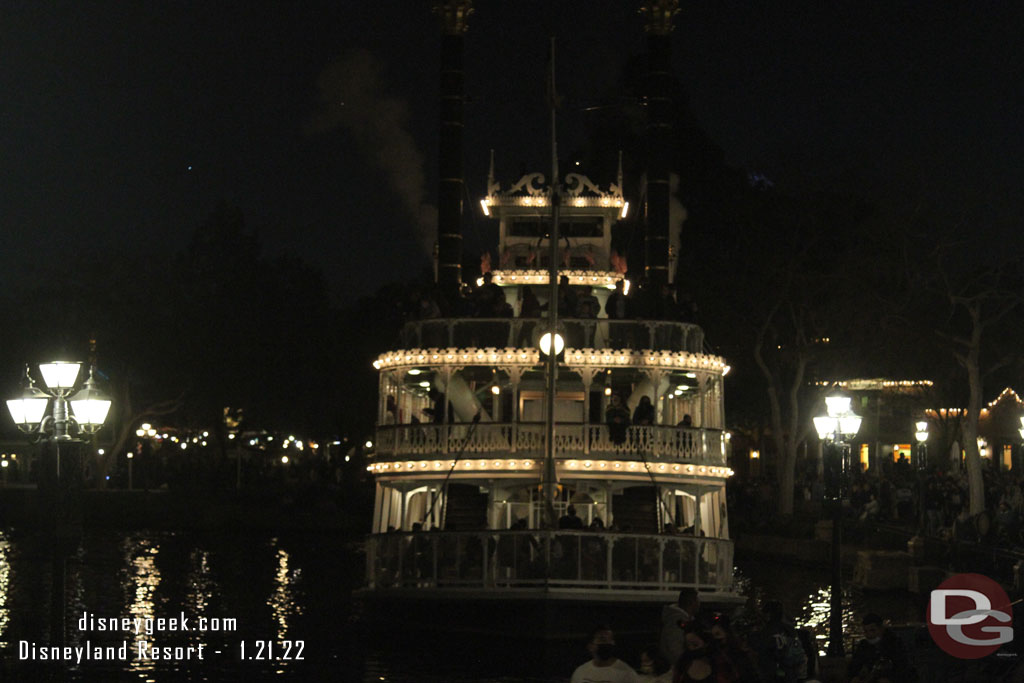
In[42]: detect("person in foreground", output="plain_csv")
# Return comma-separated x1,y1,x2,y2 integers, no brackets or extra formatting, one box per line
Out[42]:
571,625,640,683
848,613,914,683
660,588,701,663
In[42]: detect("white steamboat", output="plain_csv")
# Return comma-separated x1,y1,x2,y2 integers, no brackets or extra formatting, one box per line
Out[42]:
360,166,739,636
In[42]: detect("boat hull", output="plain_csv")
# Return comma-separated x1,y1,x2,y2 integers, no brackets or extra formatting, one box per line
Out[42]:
354,586,745,640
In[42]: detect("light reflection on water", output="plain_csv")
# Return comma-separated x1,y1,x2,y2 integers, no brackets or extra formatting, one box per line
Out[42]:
735,559,923,656
0,528,924,681
0,531,10,646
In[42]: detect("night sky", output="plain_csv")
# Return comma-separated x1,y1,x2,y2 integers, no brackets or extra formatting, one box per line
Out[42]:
1,2,1020,303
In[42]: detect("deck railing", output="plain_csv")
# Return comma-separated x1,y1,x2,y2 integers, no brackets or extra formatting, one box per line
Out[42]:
375,423,725,464
399,318,704,354
366,530,733,593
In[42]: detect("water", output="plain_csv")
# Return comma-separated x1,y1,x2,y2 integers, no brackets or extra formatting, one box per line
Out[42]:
0,527,921,682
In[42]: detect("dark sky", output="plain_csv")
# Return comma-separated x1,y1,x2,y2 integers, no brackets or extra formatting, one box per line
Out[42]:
1,1,1020,303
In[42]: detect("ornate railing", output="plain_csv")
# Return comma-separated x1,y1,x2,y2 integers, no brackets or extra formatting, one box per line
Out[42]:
375,423,725,464
365,530,733,593
399,318,704,354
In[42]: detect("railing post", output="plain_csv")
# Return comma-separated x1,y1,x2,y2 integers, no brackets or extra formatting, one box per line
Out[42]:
658,537,665,589
693,538,701,588
366,536,376,588
396,535,404,584
606,536,614,588
577,531,582,582
481,532,489,588
432,534,439,586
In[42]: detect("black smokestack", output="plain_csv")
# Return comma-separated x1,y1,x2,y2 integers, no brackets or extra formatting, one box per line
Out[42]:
434,1,473,301
641,1,678,291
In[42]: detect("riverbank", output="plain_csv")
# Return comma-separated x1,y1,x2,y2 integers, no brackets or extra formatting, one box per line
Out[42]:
0,485,370,531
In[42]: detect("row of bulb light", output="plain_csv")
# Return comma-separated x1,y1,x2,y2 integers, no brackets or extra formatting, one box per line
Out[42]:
481,195,625,210
373,348,726,372
367,458,733,477
473,270,624,289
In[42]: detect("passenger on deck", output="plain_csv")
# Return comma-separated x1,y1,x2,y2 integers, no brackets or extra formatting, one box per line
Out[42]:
633,396,655,426
606,394,630,445
605,279,631,348
559,504,585,529
659,588,700,664
475,271,503,316
570,625,640,683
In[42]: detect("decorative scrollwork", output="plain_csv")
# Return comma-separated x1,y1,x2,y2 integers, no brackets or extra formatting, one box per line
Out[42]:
501,173,547,197
563,173,606,198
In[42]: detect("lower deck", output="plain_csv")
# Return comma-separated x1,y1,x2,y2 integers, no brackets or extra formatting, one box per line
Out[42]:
365,529,734,593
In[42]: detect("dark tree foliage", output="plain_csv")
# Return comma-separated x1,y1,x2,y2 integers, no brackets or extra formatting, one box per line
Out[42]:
0,205,338,478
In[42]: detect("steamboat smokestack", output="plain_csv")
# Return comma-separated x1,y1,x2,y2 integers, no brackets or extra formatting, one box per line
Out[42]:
434,1,473,301
640,0,678,291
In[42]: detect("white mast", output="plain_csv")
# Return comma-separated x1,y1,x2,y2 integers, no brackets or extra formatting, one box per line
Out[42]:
542,36,560,529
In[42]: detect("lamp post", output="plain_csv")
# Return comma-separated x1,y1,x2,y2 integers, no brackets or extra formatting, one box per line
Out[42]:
126,451,134,491
539,329,564,529
814,394,862,658
1018,418,1024,471
914,420,929,532
914,421,929,470
7,361,111,647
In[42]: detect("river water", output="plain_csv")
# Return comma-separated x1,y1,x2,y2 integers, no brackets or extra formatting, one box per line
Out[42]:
0,527,924,682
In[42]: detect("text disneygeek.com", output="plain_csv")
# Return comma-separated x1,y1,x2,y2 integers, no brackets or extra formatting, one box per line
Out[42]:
14,611,304,664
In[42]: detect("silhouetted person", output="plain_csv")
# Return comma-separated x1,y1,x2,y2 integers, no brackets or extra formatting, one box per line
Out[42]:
559,504,585,529
848,613,913,683
606,394,630,445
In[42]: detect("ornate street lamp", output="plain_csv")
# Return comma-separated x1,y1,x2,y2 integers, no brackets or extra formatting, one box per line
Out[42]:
814,393,862,658
914,420,929,469
7,361,111,648
7,362,111,441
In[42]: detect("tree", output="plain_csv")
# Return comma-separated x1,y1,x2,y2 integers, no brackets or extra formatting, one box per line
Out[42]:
918,246,1022,514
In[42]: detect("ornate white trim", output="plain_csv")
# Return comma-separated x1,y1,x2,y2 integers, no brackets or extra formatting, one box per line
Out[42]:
483,172,623,209
372,347,727,373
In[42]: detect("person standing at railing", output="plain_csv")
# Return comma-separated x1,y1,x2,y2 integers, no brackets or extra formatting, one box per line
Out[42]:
517,286,542,346
633,396,655,426
559,504,585,529
605,279,631,348
606,394,630,445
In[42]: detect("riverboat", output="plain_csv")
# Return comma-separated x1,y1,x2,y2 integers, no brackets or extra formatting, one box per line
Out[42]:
356,0,741,637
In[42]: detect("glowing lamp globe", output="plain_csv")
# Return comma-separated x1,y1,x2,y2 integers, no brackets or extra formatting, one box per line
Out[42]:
7,385,49,430
38,361,82,391
814,416,837,441
69,374,112,432
539,332,564,356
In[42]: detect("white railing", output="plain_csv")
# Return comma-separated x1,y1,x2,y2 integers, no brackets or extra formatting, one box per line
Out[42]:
365,530,733,593
375,423,725,464
399,318,704,354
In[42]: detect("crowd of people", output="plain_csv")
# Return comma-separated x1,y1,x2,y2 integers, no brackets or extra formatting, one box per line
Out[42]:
570,590,914,683
731,458,1024,551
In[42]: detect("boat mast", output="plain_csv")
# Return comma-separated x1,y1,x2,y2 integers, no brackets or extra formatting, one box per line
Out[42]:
542,36,560,530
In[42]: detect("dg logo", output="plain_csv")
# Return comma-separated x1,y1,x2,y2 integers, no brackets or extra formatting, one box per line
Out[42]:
928,573,1014,659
